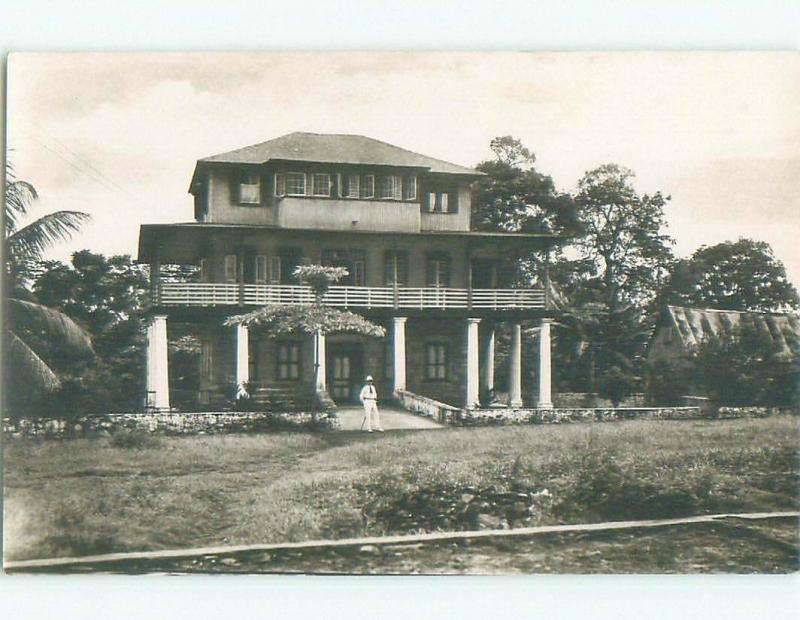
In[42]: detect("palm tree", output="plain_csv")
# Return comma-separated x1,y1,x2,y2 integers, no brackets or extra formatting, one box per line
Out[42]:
4,162,93,393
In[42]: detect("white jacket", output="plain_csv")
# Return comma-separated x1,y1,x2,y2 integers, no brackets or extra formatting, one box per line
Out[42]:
359,383,378,402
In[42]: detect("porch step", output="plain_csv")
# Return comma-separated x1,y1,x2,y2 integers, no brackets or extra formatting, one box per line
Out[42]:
251,387,315,411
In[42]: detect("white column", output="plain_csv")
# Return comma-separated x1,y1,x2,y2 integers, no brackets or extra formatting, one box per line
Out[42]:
480,324,495,402
235,324,250,399
314,330,326,392
537,318,553,409
392,317,407,393
509,322,523,408
466,318,481,409
146,315,170,410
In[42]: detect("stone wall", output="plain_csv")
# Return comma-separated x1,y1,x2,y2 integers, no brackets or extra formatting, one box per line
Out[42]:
443,405,798,427
3,410,339,440
394,389,461,424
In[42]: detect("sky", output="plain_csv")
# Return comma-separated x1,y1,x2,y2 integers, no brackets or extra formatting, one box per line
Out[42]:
7,51,800,286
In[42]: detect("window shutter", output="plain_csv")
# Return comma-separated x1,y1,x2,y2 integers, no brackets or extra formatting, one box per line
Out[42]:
449,190,458,213
440,192,449,213
393,175,402,200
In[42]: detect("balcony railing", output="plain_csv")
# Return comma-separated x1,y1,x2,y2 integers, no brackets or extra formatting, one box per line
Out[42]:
156,283,546,310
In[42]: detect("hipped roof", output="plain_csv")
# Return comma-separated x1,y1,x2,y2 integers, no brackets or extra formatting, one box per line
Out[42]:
196,132,483,177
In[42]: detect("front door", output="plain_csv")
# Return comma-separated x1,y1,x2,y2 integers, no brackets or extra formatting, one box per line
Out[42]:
328,344,364,403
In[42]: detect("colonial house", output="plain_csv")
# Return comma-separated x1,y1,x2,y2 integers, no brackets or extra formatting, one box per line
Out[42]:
137,132,562,411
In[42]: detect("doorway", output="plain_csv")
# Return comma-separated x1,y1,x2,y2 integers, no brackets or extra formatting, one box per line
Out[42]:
327,343,364,403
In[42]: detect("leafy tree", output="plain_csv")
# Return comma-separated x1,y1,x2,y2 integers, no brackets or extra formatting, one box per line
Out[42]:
3,163,93,405
473,135,580,236
574,164,675,311
693,321,798,407
659,238,799,312
31,251,150,413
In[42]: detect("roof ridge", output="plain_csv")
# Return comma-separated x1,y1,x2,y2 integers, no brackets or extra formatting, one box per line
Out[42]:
667,304,797,318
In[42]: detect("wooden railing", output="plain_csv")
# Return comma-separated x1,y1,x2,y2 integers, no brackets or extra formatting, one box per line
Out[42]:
157,283,546,310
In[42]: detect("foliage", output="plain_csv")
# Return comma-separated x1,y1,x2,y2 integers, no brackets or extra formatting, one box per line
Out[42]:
573,163,675,311
693,321,799,407
3,163,94,403
658,238,799,312
596,365,638,408
293,264,349,299
645,358,695,406
473,135,580,236
226,264,385,338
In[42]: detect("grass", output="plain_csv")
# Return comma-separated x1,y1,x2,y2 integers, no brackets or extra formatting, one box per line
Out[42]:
3,416,799,564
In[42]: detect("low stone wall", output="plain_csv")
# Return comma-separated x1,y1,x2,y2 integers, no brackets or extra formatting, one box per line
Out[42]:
2,410,340,440
450,405,798,426
394,389,461,424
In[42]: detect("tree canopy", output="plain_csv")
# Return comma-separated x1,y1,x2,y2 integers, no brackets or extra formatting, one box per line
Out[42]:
658,238,799,312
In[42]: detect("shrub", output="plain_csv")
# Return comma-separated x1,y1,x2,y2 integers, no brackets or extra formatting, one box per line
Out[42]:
109,430,162,450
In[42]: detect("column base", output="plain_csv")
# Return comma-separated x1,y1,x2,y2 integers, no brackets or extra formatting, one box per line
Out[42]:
509,399,523,409
536,401,554,409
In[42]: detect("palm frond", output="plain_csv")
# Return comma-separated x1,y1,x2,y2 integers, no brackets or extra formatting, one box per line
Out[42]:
4,162,39,235
7,210,90,263
6,330,61,391
8,298,95,357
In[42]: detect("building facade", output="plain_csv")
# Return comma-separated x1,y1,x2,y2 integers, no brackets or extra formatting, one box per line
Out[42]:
137,132,561,411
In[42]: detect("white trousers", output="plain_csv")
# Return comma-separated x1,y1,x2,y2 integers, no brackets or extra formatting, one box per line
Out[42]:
363,400,381,430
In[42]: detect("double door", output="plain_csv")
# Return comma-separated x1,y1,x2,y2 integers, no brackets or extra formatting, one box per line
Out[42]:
328,344,364,403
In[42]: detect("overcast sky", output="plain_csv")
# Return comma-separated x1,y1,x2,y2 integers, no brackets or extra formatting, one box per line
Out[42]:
7,52,799,286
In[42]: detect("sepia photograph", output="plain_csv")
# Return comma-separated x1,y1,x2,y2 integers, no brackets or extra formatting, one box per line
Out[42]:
3,51,798,577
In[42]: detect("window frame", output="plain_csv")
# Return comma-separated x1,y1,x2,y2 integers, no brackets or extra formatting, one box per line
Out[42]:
426,252,450,288
274,173,286,197
346,174,360,198
285,172,307,196
224,254,238,283
237,171,261,205
424,343,448,381
311,173,332,197
361,174,375,199
403,176,417,201
276,341,302,381
255,255,268,284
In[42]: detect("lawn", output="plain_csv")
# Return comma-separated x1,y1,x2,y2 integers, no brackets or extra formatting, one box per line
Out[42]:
4,416,799,567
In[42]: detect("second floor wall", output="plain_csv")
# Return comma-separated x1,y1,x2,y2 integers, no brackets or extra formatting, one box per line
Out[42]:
193,164,472,233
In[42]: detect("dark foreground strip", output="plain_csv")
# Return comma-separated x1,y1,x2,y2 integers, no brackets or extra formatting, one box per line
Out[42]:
5,511,798,572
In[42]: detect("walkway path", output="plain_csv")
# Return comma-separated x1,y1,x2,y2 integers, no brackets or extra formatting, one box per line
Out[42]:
335,405,443,431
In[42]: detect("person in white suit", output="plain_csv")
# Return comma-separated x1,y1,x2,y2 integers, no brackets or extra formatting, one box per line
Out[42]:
359,375,383,432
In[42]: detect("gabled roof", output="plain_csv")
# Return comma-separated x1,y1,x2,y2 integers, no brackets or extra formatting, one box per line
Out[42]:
664,305,800,357
196,132,483,176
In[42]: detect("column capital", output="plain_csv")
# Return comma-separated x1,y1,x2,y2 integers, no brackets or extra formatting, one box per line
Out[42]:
392,316,408,324
540,317,553,324
466,317,482,325
151,314,169,322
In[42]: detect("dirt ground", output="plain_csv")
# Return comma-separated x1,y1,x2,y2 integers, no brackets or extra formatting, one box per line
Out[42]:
11,516,798,575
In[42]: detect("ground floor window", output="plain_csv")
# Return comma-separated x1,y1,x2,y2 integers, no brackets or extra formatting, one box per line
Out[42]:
425,343,447,381
276,342,301,380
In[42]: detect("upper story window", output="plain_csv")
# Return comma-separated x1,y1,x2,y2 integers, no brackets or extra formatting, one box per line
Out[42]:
360,175,375,199
274,173,286,197
311,173,331,197
345,174,360,198
403,176,417,200
285,172,306,196
237,171,261,204
424,190,456,214
380,175,402,200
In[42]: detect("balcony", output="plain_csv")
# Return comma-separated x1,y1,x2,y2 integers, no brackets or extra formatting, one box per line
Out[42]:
156,283,546,310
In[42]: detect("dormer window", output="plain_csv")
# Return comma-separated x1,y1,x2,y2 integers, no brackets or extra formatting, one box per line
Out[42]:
237,171,260,204
311,173,332,197
285,172,306,196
